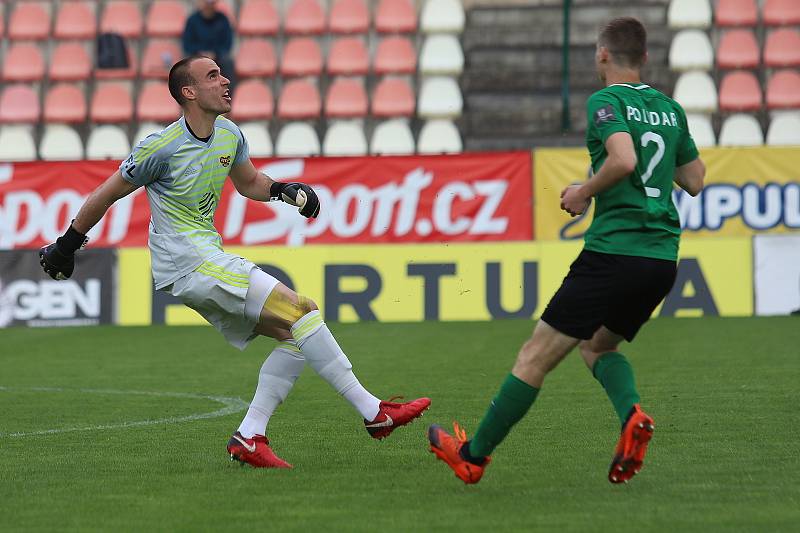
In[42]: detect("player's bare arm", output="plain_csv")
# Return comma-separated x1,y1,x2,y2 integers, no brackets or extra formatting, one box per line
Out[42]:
72,170,140,233
39,170,139,280
674,157,705,197
561,132,636,216
229,158,321,218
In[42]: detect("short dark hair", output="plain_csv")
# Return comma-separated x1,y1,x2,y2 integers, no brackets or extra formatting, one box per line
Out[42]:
598,17,647,69
168,55,205,105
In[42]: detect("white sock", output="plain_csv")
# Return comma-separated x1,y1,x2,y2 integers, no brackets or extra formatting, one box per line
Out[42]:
291,311,381,421
237,340,305,438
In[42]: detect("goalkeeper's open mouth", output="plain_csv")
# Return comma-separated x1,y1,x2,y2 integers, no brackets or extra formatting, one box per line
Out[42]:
223,89,231,103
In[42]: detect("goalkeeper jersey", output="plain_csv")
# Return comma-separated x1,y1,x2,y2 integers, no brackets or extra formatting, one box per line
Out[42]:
584,83,699,261
119,116,249,289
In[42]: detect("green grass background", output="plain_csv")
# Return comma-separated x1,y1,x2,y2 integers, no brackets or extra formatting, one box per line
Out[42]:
1,317,798,532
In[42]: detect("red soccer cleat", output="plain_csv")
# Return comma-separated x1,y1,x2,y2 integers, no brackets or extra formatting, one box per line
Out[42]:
364,396,431,439
428,422,490,484
608,404,654,484
227,431,292,469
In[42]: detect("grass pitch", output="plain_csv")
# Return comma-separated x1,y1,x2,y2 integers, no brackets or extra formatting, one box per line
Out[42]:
1,317,798,532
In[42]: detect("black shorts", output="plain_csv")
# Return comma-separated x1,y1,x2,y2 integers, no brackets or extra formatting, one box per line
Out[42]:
540,250,677,342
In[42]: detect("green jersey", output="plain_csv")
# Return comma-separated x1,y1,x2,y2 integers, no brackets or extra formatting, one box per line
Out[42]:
584,83,698,261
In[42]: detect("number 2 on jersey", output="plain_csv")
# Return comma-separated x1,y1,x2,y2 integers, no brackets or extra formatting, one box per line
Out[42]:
639,131,664,198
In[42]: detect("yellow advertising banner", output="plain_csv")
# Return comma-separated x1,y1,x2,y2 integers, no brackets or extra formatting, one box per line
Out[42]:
534,146,800,241
117,239,752,326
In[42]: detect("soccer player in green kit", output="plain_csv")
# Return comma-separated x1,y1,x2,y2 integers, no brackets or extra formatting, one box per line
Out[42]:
428,17,706,484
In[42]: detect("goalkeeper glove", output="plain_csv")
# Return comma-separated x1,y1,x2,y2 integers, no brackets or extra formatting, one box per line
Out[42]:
39,224,88,280
270,181,320,218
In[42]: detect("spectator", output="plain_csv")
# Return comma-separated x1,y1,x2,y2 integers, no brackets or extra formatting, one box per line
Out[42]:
182,0,237,90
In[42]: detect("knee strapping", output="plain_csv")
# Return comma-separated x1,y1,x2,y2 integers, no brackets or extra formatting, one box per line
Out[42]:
263,290,315,324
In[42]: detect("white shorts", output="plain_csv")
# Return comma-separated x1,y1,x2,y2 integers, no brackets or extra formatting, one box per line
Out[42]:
168,253,280,350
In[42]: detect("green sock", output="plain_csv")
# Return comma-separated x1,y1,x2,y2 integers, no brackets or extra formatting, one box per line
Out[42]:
468,373,539,458
592,352,641,424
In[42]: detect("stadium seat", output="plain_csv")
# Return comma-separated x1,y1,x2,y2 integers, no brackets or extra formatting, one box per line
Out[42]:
667,0,711,29
719,71,762,112
766,70,800,110
673,71,718,112
417,120,462,154
8,3,50,41
330,0,369,34
90,83,133,123
327,38,369,76
0,126,37,161
54,2,96,40
418,77,463,118
280,38,323,77
235,39,278,78
764,29,800,68
371,78,415,117
669,30,713,71
141,40,182,79
275,122,321,156
239,122,273,156
685,114,716,148
374,37,417,75
238,0,279,36
323,121,368,156
716,0,758,27
100,1,143,38
146,1,187,38
763,0,800,26
94,46,138,80
285,0,326,35
718,114,763,146
717,30,760,69
0,86,40,124
370,119,415,155
86,125,131,159
40,125,83,161
3,44,45,82
133,122,165,145
766,113,800,145
420,0,466,33
44,84,87,124
137,83,181,123
230,80,274,121
419,35,464,75
376,0,417,33
278,80,321,119
325,79,367,118
50,43,92,82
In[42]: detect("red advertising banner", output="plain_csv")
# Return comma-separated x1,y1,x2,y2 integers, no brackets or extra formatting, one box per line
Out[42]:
0,152,533,249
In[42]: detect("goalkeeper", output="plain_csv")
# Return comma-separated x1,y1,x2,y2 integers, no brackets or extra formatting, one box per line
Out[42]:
40,56,430,468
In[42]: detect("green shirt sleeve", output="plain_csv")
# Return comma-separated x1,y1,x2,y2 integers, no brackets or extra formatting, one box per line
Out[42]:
675,106,700,166
586,92,630,144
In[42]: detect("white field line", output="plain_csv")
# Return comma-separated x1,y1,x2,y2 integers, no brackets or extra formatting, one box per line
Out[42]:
0,386,248,438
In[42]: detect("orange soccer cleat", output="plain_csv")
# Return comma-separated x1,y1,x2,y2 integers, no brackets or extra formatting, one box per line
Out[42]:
608,404,654,484
428,422,490,484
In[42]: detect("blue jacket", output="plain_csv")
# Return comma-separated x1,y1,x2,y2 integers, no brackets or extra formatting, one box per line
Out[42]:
182,11,233,59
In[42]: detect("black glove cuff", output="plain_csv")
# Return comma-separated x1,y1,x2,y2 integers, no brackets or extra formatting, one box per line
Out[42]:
55,224,88,255
269,181,285,201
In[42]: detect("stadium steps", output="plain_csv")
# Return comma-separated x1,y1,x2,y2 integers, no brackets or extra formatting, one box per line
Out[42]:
461,1,674,150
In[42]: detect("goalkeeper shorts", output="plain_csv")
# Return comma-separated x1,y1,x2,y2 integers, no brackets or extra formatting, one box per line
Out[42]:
168,252,279,350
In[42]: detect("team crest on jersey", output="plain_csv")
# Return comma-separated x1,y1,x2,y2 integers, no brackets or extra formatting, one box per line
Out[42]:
219,155,231,167
594,105,616,126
